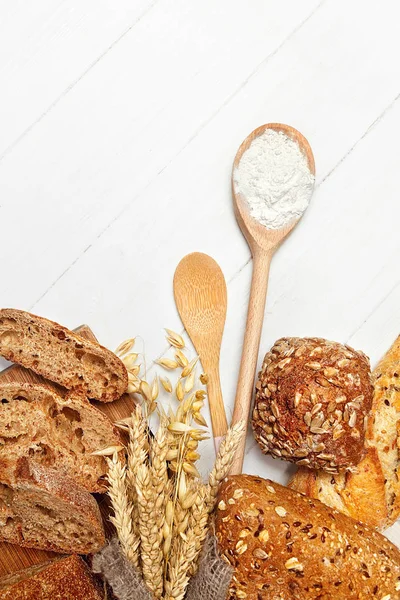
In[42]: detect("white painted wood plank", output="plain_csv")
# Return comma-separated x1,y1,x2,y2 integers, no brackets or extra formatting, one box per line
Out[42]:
2,0,400,545
23,0,400,362
0,0,157,156
0,0,321,309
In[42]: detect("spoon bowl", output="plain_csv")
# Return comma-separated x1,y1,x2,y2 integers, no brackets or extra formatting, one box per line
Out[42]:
233,123,315,253
230,123,315,474
174,252,228,449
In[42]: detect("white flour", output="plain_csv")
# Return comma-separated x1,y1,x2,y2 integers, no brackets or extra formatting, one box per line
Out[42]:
233,129,314,229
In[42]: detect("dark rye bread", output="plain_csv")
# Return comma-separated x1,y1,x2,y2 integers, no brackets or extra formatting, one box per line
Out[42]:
0,309,128,402
0,555,104,599
0,382,121,492
252,337,373,472
0,460,105,554
215,475,400,600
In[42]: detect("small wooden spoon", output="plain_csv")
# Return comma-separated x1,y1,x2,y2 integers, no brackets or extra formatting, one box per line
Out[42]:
230,123,315,474
174,253,228,450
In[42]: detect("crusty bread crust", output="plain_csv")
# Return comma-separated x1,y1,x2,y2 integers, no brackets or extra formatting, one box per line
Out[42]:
0,382,120,492
290,335,400,530
0,555,104,599
0,309,128,402
289,447,388,529
252,337,373,472
215,475,400,599
0,460,105,555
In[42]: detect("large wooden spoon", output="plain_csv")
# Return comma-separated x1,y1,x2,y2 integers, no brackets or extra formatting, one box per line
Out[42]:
230,123,315,474
174,252,228,450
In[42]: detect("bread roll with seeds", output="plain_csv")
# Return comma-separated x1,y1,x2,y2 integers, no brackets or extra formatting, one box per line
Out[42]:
0,309,128,402
252,337,373,472
290,335,400,530
215,474,400,600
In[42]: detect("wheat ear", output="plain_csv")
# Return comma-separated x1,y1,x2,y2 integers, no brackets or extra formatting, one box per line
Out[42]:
106,452,140,568
135,464,164,598
188,484,210,576
164,525,199,600
126,405,148,530
206,420,246,511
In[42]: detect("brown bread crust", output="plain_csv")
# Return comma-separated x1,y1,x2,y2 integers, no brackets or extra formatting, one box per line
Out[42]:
0,460,105,554
252,337,373,472
290,335,400,530
0,555,104,599
0,309,128,402
289,447,388,529
215,475,400,600
0,382,121,492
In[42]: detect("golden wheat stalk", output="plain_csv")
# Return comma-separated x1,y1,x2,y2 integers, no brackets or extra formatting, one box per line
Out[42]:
188,484,210,576
135,464,164,598
164,522,201,600
206,420,246,511
106,452,140,568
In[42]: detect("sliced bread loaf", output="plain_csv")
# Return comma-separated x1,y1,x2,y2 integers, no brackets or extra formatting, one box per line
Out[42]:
0,382,121,493
0,309,128,402
0,459,105,554
0,555,104,599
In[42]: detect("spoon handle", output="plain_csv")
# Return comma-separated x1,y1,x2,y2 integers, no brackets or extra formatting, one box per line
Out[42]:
230,250,272,474
205,362,229,451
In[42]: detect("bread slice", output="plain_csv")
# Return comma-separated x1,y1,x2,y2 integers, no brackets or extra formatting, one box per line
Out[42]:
289,335,400,530
0,309,128,402
0,382,121,492
0,459,105,554
0,555,104,599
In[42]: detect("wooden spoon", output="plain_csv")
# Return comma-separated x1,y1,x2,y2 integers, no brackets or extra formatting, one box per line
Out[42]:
174,252,228,450
230,123,315,474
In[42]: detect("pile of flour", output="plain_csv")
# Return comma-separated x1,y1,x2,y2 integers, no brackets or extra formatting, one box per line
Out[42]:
233,129,314,229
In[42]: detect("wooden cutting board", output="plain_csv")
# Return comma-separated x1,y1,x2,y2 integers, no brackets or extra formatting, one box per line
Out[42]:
0,324,135,577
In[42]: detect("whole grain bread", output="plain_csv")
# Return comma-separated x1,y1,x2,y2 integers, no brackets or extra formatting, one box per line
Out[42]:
0,381,120,492
290,335,400,530
252,337,373,472
0,555,104,599
215,474,400,600
0,309,128,402
0,459,105,554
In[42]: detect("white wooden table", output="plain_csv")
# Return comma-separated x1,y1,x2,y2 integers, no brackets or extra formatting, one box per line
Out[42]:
1,0,400,544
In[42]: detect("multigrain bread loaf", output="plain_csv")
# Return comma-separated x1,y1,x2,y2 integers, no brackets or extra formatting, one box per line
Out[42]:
252,337,373,472
215,474,400,600
0,459,105,554
0,382,120,492
0,555,104,599
290,335,400,530
0,309,128,402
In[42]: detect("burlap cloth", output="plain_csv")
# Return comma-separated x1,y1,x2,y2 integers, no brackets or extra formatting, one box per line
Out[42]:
92,536,232,600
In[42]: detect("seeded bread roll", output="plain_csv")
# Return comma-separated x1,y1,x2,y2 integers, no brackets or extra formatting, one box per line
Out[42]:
252,337,373,472
0,555,104,599
0,459,105,554
0,382,121,492
215,474,400,600
290,335,400,530
0,309,128,402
